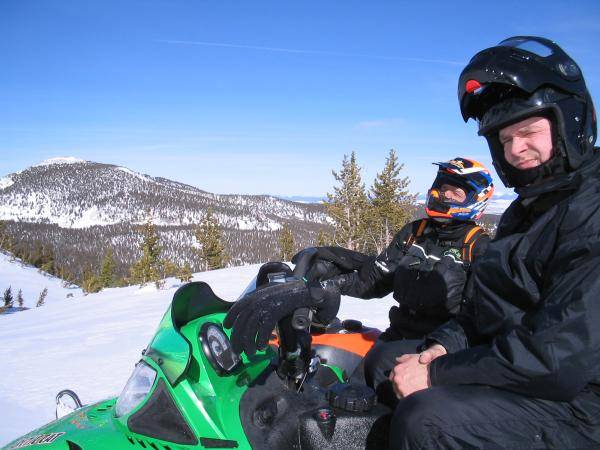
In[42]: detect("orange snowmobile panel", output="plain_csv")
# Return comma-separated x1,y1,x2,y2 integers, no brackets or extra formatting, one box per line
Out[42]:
311,329,381,357
269,328,380,357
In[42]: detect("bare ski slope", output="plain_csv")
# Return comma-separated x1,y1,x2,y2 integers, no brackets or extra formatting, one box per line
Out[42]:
0,261,395,445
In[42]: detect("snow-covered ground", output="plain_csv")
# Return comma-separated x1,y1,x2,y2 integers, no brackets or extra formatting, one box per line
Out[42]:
0,252,83,309
0,259,395,446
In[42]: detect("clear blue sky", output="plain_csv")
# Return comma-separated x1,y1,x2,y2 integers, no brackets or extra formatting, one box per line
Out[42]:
1,1,599,198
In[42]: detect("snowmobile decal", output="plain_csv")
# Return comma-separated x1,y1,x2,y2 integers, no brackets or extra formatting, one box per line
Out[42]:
8,432,65,449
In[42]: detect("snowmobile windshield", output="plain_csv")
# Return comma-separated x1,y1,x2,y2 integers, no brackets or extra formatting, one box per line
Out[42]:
237,276,258,300
145,282,234,385
145,307,192,386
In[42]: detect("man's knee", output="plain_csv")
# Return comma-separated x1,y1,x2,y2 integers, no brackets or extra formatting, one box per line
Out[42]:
363,343,388,383
364,339,421,385
393,389,439,432
389,388,454,449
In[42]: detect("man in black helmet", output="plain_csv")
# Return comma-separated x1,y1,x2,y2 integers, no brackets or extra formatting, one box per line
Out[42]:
388,36,600,449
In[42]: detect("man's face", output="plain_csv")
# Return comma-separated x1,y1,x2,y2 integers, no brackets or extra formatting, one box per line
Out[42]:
440,184,467,203
498,116,554,170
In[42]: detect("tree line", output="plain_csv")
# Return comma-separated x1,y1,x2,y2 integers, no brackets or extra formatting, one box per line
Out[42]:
0,148,417,294
79,208,231,293
275,148,417,259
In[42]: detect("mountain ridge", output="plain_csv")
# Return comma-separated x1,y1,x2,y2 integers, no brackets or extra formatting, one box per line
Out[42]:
0,157,331,276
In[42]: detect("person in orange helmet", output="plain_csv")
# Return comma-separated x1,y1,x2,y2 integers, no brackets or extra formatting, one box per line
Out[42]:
293,157,494,406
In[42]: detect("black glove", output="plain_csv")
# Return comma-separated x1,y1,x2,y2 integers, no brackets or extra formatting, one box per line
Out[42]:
223,279,340,357
292,246,371,283
292,247,342,283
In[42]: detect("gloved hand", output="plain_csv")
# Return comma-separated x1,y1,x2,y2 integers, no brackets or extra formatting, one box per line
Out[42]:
292,247,340,282
223,278,340,357
292,246,371,283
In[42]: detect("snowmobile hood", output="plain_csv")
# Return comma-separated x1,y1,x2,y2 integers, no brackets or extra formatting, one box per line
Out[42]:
145,282,234,385
1,399,130,450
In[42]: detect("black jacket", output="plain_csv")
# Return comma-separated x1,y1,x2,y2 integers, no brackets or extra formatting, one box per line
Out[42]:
428,153,600,402
339,219,489,338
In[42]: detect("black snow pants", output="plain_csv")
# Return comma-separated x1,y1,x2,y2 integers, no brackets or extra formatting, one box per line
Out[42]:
359,332,423,408
358,333,600,448
388,384,600,449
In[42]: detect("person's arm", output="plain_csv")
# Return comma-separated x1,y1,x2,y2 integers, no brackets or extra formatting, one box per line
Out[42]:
337,224,413,299
424,231,491,353
429,229,600,402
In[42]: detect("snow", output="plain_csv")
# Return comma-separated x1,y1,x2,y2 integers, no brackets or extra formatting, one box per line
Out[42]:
115,166,153,183
0,259,395,446
33,157,86,167
70,205,106,229
0,176,14,190
0,252,82,309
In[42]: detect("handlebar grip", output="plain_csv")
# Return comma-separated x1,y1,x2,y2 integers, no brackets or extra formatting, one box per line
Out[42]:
292,307,313,331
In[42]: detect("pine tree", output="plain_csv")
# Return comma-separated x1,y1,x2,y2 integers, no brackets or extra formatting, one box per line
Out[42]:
316,229,331,247
3,286,13,308
278,223,295,261
57,265,76,287
325,152,370,252
40,245,55,275
30,242,44,268
81,265,103,294
0,221,15,253
16,289,24,308
194,208,228,271
99,248,116,288
367,149,417,253
163,260,179,278
36,288,48,307
130,217,164,286
177,262,193,283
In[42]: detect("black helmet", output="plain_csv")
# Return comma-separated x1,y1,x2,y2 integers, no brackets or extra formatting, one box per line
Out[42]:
458,36,597,187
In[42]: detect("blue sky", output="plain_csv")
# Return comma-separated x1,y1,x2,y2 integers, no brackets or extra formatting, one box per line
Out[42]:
1,1,599,198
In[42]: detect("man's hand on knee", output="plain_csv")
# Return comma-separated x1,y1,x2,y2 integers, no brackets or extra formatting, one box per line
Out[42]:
389,354,430,399
418,343,447,364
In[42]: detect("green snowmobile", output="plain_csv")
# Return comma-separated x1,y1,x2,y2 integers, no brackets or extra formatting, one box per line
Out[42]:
2,262,391,450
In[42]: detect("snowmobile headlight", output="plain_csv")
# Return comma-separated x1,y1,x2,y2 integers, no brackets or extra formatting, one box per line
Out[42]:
115,361,157,418
199,322,241,375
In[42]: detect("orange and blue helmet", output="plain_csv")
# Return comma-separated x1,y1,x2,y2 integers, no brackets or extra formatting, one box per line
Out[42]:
425,157,494,221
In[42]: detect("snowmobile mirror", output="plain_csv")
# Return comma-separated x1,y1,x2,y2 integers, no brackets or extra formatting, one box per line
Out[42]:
55,389,83,419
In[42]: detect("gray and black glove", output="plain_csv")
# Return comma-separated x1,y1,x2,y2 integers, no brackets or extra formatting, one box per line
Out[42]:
223,278,340,357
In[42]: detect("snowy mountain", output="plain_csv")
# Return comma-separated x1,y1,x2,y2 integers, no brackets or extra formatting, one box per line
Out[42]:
0,259,395,446
0,157,328,229
0,157,331,276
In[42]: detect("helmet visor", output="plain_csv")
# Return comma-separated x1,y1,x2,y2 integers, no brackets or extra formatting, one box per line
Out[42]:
497,37,554,57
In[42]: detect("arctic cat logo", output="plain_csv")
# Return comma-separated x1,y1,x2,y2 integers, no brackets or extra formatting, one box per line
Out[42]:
8,432,65,448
